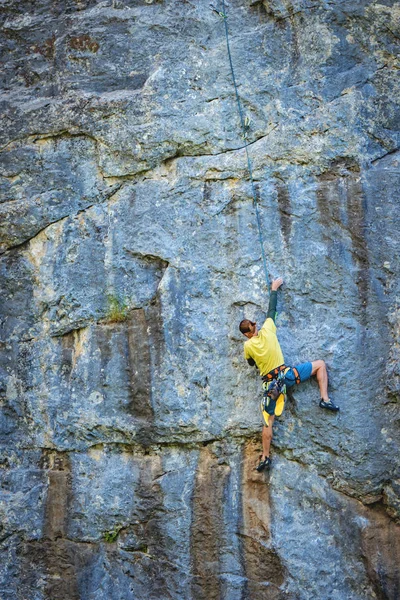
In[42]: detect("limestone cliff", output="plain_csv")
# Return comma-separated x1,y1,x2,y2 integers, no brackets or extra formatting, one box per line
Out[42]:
0,0,399,598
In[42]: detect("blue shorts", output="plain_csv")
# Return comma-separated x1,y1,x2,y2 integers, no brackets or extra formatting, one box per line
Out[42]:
284,362,312,387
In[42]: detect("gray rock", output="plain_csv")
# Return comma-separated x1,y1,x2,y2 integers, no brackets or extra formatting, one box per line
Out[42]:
0,0,399,598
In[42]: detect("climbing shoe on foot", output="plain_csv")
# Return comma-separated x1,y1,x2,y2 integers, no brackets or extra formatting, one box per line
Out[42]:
319,398,339,411
256,457,271,472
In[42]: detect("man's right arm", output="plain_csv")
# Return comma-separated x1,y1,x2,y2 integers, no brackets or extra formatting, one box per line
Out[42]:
266,290,278,322
266,277,283,323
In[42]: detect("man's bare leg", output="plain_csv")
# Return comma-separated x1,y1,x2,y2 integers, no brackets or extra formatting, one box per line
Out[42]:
261,415,275,460
311,360,329,402
310,360,340,409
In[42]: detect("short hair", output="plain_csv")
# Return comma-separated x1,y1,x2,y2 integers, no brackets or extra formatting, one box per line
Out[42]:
239,319,255,334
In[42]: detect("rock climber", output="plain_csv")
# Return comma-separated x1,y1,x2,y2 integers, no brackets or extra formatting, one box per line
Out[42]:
239,277,339,472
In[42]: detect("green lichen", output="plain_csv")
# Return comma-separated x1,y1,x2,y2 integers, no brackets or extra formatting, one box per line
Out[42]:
104,294,129,323
103,525,123,543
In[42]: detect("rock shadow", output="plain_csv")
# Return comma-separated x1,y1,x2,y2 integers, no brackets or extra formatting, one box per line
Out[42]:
190,445,230,600
239,439,287,600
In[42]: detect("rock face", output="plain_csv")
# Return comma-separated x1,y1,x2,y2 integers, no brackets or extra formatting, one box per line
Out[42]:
0,0,399,598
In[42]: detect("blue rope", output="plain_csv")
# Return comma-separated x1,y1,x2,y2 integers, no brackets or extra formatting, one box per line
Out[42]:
219,0,271,288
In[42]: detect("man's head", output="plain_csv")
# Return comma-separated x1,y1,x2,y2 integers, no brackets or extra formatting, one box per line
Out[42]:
239,319,257,339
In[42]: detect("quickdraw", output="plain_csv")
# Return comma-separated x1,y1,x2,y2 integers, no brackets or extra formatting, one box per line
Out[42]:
215,0,271,289
210,4,226,18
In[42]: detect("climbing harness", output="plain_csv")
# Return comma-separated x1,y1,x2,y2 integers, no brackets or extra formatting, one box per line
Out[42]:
259,365,286,426
215,0,271,288
262,364,300,385
260,364,300,425
260,377,285,427
263,375,285,414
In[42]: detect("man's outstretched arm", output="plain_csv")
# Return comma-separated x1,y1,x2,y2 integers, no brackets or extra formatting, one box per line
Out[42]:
246,278,283,367
266,277,283,323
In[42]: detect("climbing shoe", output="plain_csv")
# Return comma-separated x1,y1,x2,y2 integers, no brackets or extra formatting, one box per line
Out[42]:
256,456,271,472
319,398,339,412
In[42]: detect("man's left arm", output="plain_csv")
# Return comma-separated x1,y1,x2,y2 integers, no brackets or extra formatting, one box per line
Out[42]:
244,344,256,367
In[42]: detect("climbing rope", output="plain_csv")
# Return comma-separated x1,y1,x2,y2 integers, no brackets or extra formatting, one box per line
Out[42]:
214,0,271,288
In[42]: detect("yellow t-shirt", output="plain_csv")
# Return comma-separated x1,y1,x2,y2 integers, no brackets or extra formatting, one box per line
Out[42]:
243,317,285,376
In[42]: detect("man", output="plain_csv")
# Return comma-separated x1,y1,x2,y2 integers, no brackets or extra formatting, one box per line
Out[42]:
239,277,339,472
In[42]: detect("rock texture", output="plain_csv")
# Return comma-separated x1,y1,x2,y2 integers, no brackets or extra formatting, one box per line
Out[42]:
0,0,400,598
